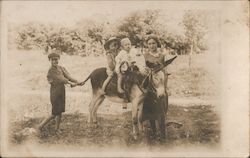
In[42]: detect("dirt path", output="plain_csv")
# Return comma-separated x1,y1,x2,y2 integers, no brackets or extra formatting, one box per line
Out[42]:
7,90,220,122
9,90,219,107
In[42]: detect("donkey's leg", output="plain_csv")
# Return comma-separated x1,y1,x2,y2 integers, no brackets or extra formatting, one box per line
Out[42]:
156,98,166,141
137,98,144,133
88,99,95,124
160,96,167,140
149,120,157,138
159,116,166,140
131,98,139,140
131,95,144,140
88,94,100,124
164,94,169,113
92,95,105,125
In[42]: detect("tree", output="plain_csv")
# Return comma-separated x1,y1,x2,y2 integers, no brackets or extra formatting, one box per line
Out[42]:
117,10,162,47
182,10,208,67
16,22,48,50
76,18,107,55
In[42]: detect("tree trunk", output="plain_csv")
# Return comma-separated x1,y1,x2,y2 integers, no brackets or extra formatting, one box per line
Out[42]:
189,43,193,69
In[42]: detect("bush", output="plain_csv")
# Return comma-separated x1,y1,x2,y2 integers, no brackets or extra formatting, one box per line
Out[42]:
11,9,208,56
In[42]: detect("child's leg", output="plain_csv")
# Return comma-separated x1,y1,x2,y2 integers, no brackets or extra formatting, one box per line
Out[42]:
122,103,127,109
38,115,55,130
55,114,62,132
117,73,125,93
100,69,114,95
101,75,113,93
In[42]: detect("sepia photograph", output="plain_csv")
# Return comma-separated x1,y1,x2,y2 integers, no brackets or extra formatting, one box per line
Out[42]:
1,0,249,157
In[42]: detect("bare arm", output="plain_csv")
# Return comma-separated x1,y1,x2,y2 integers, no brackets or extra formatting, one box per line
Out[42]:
61,67,78,83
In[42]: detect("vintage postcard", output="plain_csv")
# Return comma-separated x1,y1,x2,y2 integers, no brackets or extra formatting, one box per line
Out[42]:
1,1,249,157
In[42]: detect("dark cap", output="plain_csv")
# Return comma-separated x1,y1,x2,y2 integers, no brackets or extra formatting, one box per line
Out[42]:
104,37,120,50
48,52,60,60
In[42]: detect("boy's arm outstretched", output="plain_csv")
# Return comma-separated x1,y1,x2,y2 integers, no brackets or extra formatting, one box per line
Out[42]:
61,67,78,83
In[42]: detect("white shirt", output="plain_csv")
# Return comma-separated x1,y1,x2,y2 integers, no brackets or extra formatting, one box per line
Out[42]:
115,48,146,74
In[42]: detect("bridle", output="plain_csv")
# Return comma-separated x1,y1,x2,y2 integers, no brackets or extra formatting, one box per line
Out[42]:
119,61,154,94
118,55,177,95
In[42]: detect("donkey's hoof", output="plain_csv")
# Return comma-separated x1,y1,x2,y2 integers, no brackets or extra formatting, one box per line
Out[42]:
93,122,98,128
159,135,166,143
87,123,92,128
87,122,98,128
133,135,138,140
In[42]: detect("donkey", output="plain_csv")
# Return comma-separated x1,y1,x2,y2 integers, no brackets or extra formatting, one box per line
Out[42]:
76,56,177,139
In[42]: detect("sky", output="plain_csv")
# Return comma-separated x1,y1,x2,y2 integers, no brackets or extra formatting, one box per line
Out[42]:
2,0,230,37
2,1,246,46
2,1,225,25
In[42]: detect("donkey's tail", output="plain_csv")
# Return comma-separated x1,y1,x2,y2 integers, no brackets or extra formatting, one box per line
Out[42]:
78,73,91,86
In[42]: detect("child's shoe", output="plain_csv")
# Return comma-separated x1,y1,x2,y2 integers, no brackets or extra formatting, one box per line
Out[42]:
122,104,127,109
117,87,125,94
55,129,63,135
99,89,106,95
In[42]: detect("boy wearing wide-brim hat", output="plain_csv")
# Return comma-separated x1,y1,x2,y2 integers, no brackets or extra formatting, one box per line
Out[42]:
101,37,128,109
104,37,121,51
100,37,120,94
38,52,79,134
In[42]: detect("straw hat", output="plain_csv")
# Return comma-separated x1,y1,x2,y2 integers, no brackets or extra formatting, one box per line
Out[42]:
104,37,120,50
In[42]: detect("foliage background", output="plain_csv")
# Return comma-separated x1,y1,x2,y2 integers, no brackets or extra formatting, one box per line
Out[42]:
8,9,211,56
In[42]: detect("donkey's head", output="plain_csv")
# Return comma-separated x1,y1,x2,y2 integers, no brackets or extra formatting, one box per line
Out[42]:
120,56,177,97
142,56,177,97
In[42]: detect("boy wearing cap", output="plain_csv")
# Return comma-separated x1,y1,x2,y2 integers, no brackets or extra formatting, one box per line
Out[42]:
38,52,79,134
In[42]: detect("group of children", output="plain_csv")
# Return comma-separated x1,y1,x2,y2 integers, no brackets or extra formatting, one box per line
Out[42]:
101,37,147,95
39,36,164,134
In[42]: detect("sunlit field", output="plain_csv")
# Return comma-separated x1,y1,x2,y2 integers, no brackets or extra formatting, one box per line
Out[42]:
6,49,220,148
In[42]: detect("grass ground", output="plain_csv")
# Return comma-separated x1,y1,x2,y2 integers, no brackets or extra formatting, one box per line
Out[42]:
6,49,221,147
10,105,220,149
7,49,220,97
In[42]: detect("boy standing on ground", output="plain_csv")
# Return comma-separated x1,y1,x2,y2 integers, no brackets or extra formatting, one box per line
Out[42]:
38,52,79,134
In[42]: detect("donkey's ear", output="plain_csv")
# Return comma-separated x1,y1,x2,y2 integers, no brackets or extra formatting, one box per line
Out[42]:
154,56,177,73
142,76,149,89
163,56,177,67
142,75,151,89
